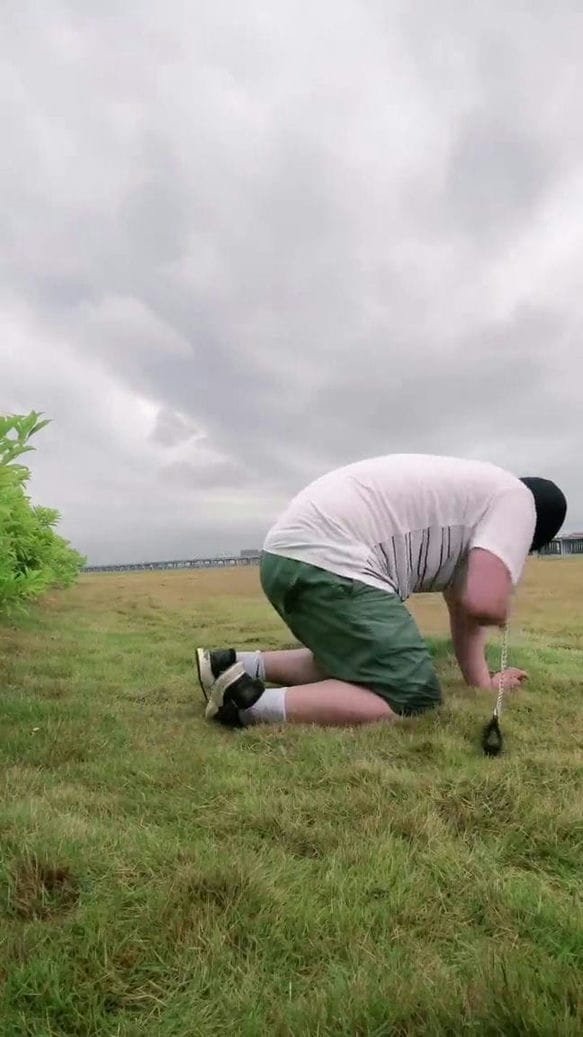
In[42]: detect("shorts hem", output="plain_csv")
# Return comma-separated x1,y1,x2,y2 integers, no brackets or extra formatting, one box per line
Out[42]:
365,684,441,717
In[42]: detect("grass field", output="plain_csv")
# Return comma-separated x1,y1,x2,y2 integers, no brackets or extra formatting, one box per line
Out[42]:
0,559,582,1036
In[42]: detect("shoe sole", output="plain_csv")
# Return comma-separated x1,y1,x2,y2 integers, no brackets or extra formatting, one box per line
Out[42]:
195,648,213,702
205,662,245,721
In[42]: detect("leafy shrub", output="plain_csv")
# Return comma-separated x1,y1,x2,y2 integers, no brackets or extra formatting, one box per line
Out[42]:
0,412,85,615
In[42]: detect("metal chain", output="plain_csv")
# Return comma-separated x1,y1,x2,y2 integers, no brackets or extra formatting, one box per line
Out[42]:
493,623,509,719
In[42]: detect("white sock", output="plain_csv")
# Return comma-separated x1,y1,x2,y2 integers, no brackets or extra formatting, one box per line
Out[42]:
236,651,266,681
239,687,287,726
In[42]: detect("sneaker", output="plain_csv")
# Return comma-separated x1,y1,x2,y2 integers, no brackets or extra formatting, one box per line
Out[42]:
195,648,236,701
204,662,265,727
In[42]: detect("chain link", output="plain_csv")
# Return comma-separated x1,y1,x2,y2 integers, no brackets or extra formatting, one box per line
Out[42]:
494,623,509,719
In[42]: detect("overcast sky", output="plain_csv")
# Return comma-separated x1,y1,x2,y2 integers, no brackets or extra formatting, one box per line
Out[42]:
1,1,582,564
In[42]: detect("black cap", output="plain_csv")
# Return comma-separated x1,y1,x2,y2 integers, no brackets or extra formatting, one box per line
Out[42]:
520,477,567,552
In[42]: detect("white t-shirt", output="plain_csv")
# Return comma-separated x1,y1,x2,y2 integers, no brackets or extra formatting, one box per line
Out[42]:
263,454,536,599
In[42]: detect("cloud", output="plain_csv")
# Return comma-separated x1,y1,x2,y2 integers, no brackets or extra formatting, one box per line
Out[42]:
1,0,582,563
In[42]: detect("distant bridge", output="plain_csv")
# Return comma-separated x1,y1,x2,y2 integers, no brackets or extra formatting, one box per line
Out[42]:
83,537,583,574
83,555,261,574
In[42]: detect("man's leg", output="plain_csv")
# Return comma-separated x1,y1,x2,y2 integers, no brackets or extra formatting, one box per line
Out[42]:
196,647,397,726
280,679,397,725
228,647,325,686
198,555,440,729
232,652,398,722
195,646,322,698
263,648,323,685
209,673,397,727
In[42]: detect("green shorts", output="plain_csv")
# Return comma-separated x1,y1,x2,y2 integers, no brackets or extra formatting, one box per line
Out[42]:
260,552,441,716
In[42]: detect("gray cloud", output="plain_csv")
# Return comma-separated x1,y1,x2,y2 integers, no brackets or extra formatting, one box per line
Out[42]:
1,0,582,564
446,117,551,240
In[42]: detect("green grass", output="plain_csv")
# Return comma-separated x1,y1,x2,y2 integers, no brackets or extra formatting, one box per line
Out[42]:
1,564,582,1036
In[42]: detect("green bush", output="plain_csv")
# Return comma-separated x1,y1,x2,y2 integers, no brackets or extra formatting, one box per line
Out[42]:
0,412,85,616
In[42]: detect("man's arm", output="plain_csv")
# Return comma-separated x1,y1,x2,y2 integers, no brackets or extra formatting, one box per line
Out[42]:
444,590,491,688
458,547,511,626
444,548,527,689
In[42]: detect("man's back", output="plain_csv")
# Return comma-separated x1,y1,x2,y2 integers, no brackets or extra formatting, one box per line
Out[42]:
264,454,536,599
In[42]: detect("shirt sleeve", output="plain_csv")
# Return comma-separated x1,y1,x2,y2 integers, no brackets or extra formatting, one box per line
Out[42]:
470,486,536,585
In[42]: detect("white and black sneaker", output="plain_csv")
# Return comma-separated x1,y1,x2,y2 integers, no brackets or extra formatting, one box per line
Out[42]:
195,648,237,701
196,648,264,728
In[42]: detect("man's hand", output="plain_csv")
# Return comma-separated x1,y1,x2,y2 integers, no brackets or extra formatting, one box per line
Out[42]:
490,667,528,691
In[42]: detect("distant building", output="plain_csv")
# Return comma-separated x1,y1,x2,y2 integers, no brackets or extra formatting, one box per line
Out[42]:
240,549,262,559
539,534,583,557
